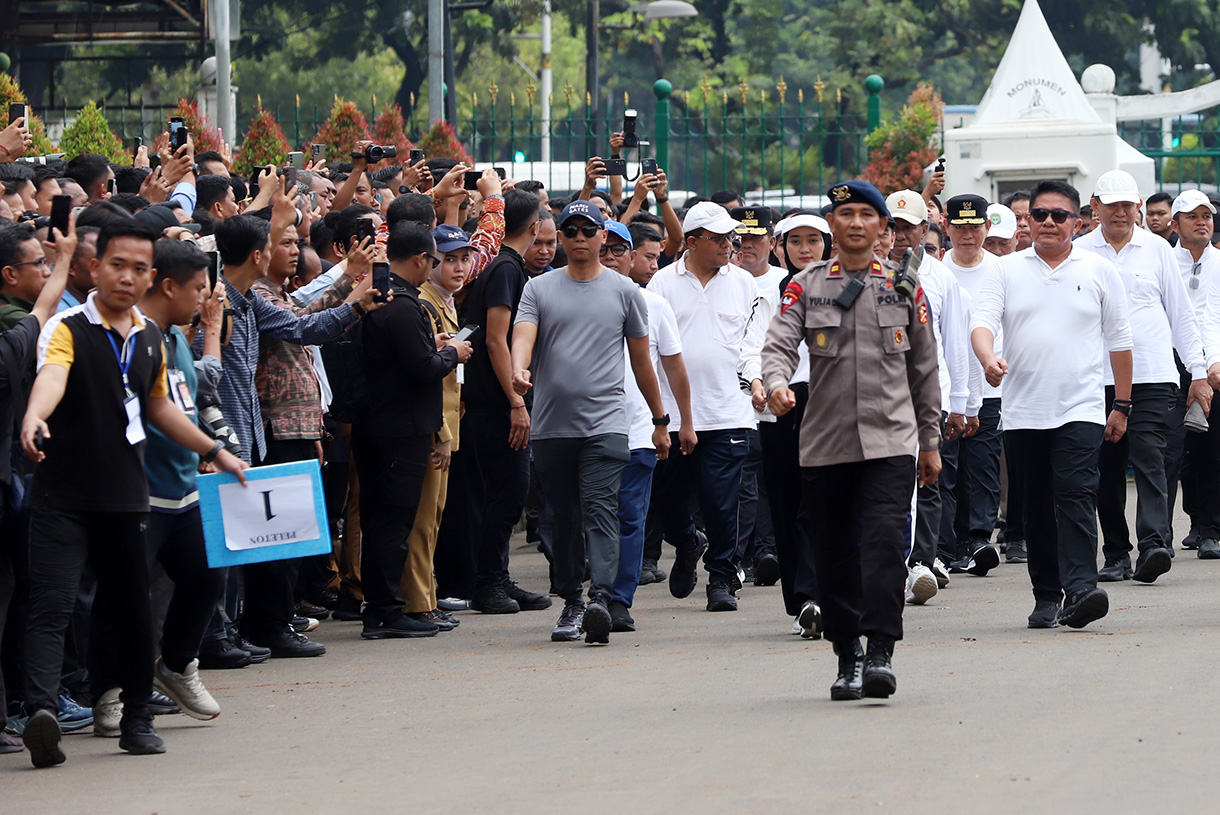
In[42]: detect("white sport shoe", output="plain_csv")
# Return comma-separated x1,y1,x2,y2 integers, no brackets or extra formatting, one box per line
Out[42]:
153,657,221,721
93,687,122,738
790,618,803,635
931,558,951,589
906,564,938,605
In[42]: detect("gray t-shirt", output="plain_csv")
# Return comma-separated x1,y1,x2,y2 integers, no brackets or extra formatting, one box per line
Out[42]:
515,267,649,440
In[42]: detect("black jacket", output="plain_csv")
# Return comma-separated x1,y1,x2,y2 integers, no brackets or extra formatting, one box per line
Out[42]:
359,276,459,438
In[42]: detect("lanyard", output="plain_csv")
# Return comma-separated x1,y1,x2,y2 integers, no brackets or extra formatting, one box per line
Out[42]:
105,327,135,395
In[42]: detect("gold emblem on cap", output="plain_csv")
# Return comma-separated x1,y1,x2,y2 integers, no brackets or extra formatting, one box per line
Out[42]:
745,210,755,220
831,186,850,202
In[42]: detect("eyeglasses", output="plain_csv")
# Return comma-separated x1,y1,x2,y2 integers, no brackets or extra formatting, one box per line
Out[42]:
1030,208,1076,224
562,224,601,239
420,252,441,269
599,243,629,257
11,257,48,268
923,244,939,253
694,233,732,245
1191,261,1202,290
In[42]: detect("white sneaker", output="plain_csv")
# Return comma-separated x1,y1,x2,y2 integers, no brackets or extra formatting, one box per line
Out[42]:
790,618,803,635
931,558,951,589
797,600,822,639
93,687,122,738
154,657,221,721
906,564,938,605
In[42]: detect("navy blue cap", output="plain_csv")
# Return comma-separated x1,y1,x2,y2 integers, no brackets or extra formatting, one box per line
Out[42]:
826,180,890,218
432,225,473,253
559,199,605,228
604,220,633,248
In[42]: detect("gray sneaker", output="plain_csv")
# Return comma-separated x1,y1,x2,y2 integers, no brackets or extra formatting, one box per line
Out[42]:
550,602,585,642
93,687,122,738
1198,539,1220,560
153,657,220,721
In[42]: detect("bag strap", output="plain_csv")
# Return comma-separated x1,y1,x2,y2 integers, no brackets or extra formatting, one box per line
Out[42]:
419,299,444,334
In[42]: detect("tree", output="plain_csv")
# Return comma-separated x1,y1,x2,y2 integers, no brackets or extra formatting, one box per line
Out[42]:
416,120,474,165
861,84,943,194
172,98,224,153
58,102,128,164
371,103,416,163
235,107,292,176
312,99,372,162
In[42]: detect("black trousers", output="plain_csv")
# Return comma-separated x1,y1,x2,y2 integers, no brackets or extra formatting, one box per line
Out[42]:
241,434,316,640
1002,432,1026,543
462,406,531,589
954,398,1003,542
735,427,775,563
1006,423,1104,602
24,509,153,717
801,455,914,643
0,489,11,728
434,448,475,599
1098,383,1177,563
1175,372,1220,539
758,383,818,617
352,431,430,622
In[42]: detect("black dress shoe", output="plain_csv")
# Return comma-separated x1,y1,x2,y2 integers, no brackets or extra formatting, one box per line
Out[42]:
1027,600,1061,629
256,630,328,657
361,613,438,639
705,581,738,612
862,637,897,699
305,589,340,610
609,600,635,632
753,552,781,586
1132,547,1172,583
295,600,330,621
669,531,707,599
1098,559,1133,582
1059,587,1108,629
831,639,864,701
197,637,253,670
471,584,520,614
501,578,553,611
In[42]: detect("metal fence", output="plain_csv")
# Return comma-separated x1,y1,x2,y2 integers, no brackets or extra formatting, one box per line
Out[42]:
1119,112,1220,194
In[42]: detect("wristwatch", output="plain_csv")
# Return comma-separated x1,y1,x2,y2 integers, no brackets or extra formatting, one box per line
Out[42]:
652,414,670,426
202,438,224,463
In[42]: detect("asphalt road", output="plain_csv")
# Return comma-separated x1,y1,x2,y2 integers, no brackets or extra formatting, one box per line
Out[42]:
3,489,1220,814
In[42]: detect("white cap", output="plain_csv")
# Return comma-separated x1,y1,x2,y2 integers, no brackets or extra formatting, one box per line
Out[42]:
682,201,744,234
1092,170,1141,205
1171,189,1217,218
985,204,1017,240
775,213,830,237
885,190,928,225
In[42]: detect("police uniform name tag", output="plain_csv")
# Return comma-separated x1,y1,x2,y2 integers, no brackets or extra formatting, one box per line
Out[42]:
198,460,331,568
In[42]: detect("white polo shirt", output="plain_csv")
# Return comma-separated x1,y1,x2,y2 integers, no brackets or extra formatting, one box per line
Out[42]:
1079,226,1206,384
624,289,682,450
944,249,1004,400
648,256,758,431
970,244,1133,430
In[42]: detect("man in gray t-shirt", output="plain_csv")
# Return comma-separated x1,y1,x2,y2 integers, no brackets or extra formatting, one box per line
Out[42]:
511,200,670,645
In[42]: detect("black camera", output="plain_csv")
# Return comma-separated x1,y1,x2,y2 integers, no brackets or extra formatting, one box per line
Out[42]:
623,109,639,149
352,144,397,163
893,246,923,300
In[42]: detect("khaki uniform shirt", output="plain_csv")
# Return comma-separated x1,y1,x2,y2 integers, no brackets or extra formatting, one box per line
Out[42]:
419,281,462,451
761,255,941,467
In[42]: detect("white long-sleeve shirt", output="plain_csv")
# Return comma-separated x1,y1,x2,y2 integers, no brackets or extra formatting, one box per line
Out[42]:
1175,242,1220,322
737,284,810,423
970,244,1133,430
944,250,1004,401
920,255,974,417
648,256,758,431
1079,226,1206,383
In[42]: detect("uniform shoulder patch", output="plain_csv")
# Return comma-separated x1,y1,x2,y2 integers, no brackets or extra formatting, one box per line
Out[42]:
915,286,930,324
780,281,803,314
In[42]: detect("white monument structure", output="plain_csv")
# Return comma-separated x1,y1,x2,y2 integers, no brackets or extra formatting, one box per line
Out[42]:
943,0,1157,201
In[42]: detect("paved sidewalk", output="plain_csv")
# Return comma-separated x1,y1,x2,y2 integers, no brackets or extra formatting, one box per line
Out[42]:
3,495,1219,814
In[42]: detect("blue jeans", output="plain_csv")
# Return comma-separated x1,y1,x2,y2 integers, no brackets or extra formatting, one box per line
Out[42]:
613,449,658,607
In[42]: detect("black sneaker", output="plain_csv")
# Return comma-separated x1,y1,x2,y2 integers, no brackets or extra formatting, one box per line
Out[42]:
1005,541,1028,564
118,712,165,756
24,709,64,768
361,613,439,640
551,602,585,642
501,577,553,611
1098,558,1133,582
419,610,459,631
1133,547,1172,584
1027,600,1061,629
705,581,738,612
1182,530,1201,550
966,541,1000,576
831,639,864,701
295,600,331,621
231,633,271,664
331,592,364,621
583,597,612,645
254,630,328,657
1058,587,1109,629
638,559,664,585
753,552,781,586
609,600,635,632
196,637,253,670
148,691,179,716
304,589,340,610
471,583,521,615
669,531,707,599
1198,539,1220,559
862,637,897,699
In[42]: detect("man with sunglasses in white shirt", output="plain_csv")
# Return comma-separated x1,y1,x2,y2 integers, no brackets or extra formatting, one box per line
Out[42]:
971,180,1133,630
1078,171,1207,582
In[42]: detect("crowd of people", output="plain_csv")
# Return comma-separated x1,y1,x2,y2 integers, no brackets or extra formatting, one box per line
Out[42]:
1,107,1220,766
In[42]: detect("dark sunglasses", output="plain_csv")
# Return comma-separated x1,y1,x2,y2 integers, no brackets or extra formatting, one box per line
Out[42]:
1030,207,1075,224
420,251,441,269
562,223,601,238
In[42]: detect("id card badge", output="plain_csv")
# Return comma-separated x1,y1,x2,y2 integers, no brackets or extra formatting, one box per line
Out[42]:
456,363,465,385
124,395,146,445
168,368,195,413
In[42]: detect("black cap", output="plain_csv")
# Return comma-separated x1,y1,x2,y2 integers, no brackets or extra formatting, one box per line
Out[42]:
945,194,989,226
729,207,773,236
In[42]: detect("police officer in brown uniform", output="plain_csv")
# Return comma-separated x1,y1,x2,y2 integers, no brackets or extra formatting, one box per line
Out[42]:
762,181,942,701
